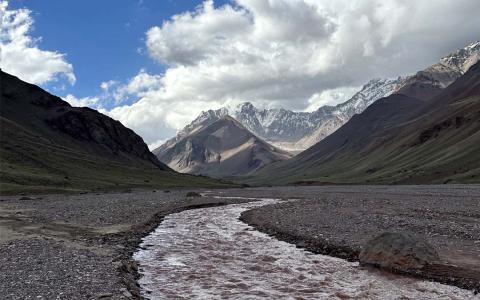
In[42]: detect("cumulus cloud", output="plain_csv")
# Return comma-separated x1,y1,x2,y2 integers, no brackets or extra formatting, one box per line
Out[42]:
105,0,480,144
147,139,167,151
100,80,117,93
63,94,99,108
0,1,75,85
107,94,220,144
305,86,360,112
111,69,162,104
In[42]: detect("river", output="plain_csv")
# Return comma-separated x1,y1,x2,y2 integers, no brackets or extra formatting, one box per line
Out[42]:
134,198,475,299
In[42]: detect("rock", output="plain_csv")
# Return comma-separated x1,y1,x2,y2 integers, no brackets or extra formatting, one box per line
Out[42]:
97,293,113,298
186,191,202,198
122,291,132,298
359,232,439,272
296,241,307,248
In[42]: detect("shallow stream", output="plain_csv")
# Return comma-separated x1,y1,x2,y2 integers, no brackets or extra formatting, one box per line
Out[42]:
134,198,475,299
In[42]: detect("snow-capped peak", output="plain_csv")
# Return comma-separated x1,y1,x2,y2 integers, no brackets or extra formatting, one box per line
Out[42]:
440,41,480,73
157,75,407,153
334,77,406,116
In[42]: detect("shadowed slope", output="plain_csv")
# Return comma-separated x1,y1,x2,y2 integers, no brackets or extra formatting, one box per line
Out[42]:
0,71,228,194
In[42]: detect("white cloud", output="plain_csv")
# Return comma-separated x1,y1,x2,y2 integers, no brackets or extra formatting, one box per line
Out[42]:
107,95,220,143
64,94,99,108
100,80,117,92
148,139,167,151
111,69,162,104
0,1,75,85
104,0,480,144
305,86,360,112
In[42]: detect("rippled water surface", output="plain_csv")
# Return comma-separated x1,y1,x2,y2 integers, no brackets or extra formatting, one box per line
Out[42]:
134,198,476,299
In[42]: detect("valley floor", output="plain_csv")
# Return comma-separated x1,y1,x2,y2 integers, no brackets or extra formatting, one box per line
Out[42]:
0,185,478,299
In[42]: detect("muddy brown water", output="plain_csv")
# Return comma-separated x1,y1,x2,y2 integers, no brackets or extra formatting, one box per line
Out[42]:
134,198,477,299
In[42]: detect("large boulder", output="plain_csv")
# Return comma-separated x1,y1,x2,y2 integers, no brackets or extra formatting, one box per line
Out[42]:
359,232,439,272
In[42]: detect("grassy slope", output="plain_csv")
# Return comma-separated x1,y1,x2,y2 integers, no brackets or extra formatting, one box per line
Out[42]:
0,117,231,195
0,73,232,195
246,66,480,185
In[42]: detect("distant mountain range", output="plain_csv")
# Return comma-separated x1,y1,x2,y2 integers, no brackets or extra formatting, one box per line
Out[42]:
0,70,227,194
153,116,291,177
154,41,480,177
158,42,480,155
249,58,480,184
159,77,406,153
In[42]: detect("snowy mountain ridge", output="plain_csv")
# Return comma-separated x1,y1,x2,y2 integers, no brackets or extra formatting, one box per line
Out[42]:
158,76,406,153
155,41,480,154
397,41,480,95
440,41,480,74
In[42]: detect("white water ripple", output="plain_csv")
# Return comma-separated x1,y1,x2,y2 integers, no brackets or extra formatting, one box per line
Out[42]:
134,198,477,299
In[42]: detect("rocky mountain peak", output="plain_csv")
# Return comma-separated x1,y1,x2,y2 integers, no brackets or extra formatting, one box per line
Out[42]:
154,114,291,176
396,41,480,98
198,108,229,121
236,102,256,112
440,41,480,73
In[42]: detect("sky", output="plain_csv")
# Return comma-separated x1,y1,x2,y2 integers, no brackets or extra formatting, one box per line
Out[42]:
1,0,479,148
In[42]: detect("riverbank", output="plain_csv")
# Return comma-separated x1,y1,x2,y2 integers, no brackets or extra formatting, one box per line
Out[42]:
237,185,480,293
0,189,252,299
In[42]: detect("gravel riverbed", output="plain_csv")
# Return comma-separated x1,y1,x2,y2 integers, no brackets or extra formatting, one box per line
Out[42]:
0,189,251,299
0,185,479,299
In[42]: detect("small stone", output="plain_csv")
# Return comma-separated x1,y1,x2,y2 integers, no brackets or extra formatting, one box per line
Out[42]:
296,241,307,248
122,291,132,298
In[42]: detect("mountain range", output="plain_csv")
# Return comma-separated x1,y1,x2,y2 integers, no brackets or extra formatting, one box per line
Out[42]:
2,42,478,191
249,59,480,185
154,41,480,177
158,77,406,153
